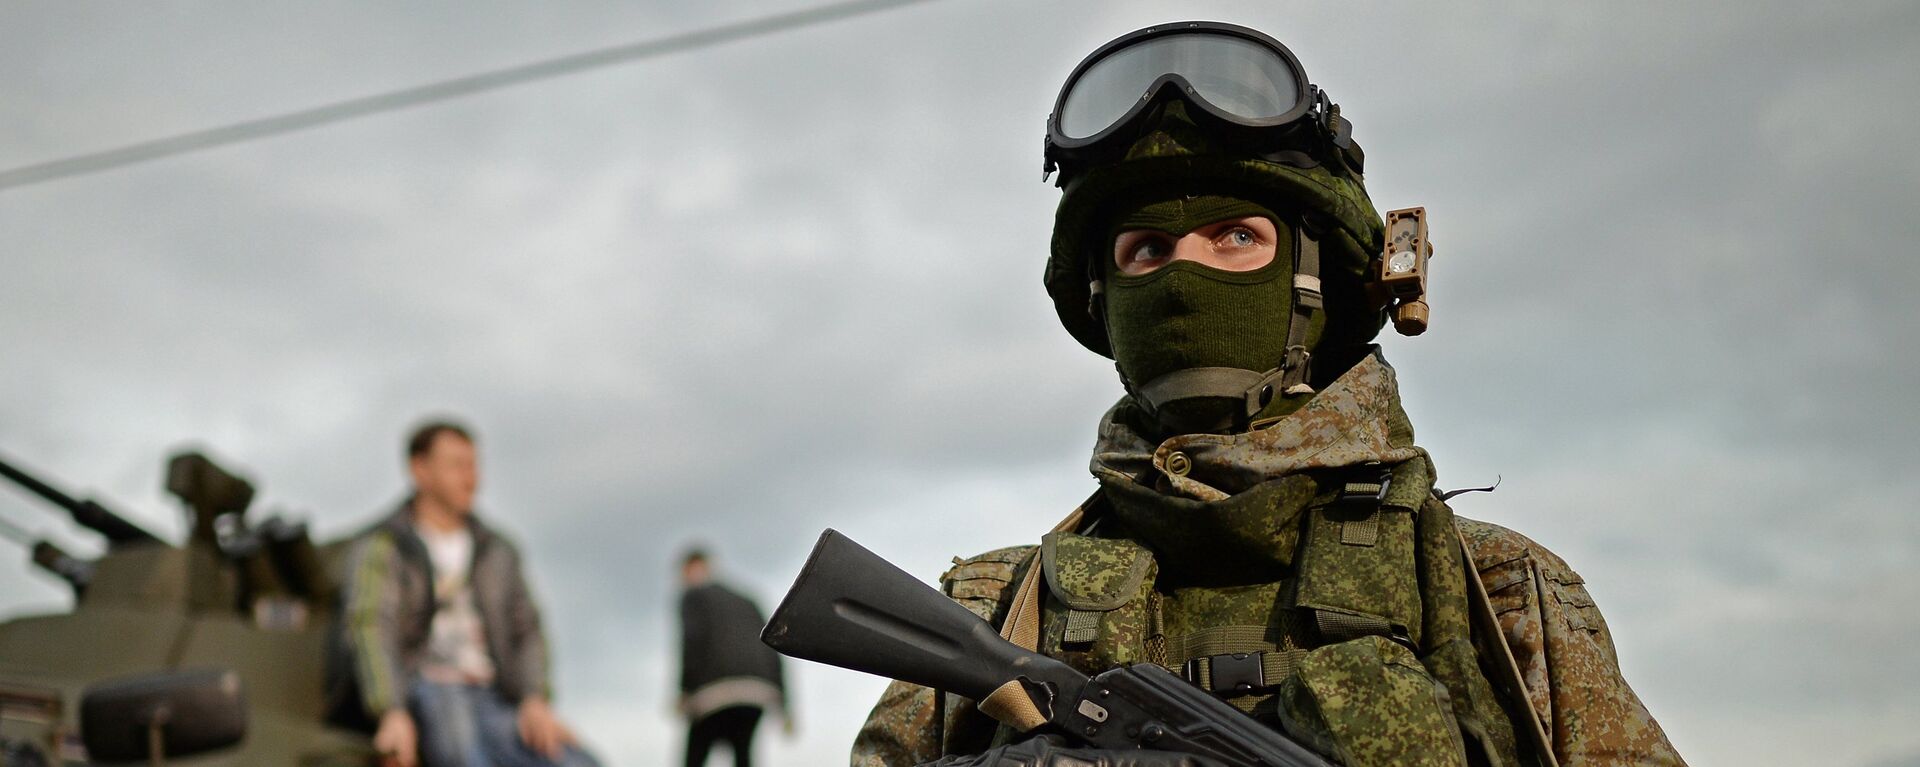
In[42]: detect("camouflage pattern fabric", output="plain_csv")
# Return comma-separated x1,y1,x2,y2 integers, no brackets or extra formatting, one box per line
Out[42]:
851,351,1684,767
1276,636,1469,766
851,524,1683,767
1091,350,1423,502
1457,519,1685,766
1084,352,1520,765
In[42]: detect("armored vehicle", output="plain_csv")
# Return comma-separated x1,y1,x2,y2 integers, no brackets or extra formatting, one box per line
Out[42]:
0,450,376,766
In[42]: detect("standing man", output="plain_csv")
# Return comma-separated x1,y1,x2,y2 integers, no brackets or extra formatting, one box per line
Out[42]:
852,21,1684,767
345,420,601,767
678,548,789,767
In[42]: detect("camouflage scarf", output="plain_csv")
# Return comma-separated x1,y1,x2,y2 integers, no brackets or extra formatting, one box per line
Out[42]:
1084,347,1527,766
1091,348,1425,501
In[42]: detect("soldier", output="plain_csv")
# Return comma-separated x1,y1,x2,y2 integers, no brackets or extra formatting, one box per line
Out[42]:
851,22,1684,767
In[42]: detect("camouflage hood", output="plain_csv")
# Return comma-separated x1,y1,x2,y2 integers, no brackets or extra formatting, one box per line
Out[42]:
1091,346,1423,501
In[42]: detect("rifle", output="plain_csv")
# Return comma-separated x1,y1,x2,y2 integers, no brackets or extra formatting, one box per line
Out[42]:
761,529,1336,767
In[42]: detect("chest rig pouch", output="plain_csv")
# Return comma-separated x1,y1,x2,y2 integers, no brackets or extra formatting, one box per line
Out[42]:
1291,459,1431,650
1035,530,1159,673
1271,458,1478,766
1037,458,1486,766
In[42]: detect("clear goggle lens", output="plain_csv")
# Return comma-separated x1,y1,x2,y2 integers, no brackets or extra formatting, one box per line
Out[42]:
1057,31,1304,141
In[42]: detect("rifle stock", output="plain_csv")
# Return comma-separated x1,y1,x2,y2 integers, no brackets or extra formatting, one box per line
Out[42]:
761,529,1337,767
759,529,1083,705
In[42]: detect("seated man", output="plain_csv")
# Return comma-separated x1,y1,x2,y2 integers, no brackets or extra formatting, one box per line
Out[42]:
344,419,600,767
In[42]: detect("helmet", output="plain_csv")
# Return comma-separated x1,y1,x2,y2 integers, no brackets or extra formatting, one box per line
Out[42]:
1042,22,1387,363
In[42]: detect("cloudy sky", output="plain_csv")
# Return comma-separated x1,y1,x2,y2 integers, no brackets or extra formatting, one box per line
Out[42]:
3,1,1917,765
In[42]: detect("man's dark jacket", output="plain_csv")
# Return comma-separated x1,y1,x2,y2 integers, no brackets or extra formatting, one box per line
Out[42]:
678,582,784,708
340,501,551,715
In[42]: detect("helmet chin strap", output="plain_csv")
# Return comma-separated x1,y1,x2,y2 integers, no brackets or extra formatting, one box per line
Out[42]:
1104,222,1324,434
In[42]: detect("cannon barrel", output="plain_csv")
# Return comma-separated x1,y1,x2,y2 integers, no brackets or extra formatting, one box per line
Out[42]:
0,453,161,546
0,506,95,595
33,540,95,595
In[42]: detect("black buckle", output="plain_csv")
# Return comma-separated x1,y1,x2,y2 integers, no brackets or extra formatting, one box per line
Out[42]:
1189,652,1264,695
1335,464,1393,507
1280,345,1311,373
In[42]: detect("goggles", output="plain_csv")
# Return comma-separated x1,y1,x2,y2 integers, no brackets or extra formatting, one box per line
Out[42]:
1043,22,1355,183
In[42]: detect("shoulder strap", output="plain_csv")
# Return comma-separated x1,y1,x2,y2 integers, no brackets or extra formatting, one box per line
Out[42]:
998,495,1092,650
977,494,1095,733
1457,527,1561,767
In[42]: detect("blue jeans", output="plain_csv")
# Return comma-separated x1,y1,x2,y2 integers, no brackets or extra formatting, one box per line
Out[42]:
408,680,601,767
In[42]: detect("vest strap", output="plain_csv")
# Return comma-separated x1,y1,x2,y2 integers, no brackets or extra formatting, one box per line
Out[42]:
1334,466,1394,547
1179,649,1307,696
1063,609,1102,645
1159,624,1272,661
1340,508,1381,546
1312,608,1391,642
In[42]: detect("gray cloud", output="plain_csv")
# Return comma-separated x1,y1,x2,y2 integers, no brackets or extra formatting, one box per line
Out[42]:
4,1,1917,765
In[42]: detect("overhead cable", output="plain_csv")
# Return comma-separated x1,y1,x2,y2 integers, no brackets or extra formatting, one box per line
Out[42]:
0,0,936,191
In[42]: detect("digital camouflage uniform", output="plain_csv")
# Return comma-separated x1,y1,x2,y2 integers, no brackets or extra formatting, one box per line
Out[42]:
851,354,1683,766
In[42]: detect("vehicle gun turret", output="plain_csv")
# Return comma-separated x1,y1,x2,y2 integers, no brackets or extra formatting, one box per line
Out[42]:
166,451,255,549
0,444,376,766
165,451,331,614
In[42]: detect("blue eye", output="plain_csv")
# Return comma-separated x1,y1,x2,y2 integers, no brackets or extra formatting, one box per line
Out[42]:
1228,229,1255,247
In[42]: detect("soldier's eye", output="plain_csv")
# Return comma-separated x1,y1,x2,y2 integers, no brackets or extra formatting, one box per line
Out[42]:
1114,232,1173,273
1224,228,1257,248
1131,240,1169,262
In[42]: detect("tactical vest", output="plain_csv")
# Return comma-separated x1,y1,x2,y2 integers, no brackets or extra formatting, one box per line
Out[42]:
1014,458,1524,767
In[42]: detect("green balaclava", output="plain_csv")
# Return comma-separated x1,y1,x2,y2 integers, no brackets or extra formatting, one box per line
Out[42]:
1103,194,1325,437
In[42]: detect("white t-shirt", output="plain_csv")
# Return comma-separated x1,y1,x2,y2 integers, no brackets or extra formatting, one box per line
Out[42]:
418,525,496,685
